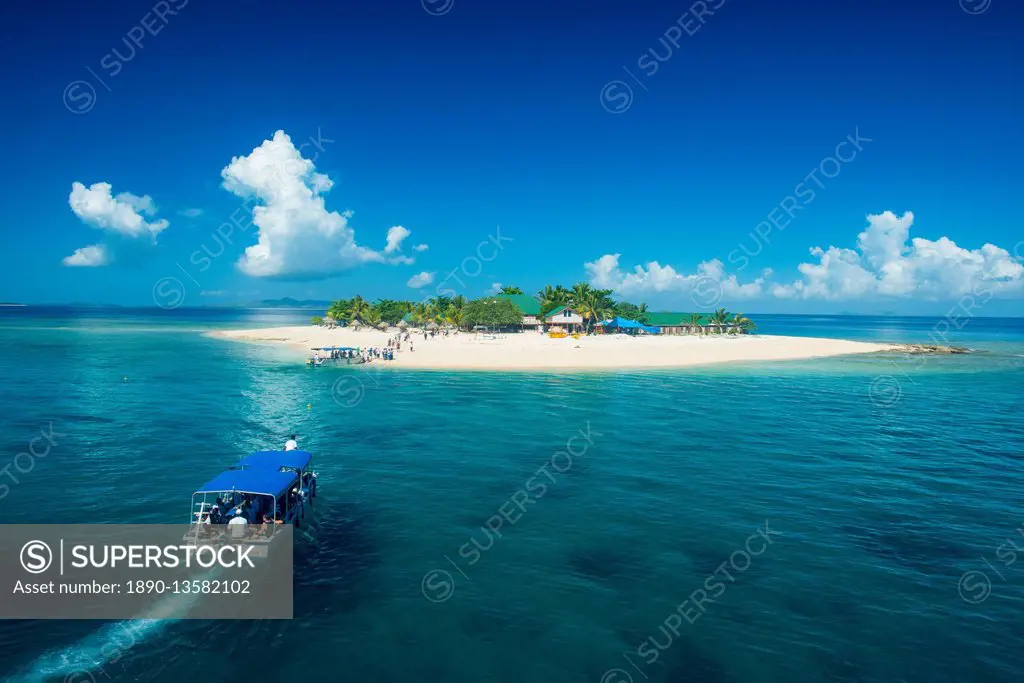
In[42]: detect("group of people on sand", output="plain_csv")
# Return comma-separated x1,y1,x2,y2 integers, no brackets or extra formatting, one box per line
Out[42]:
363,345,398,362
422,328,450,339
362,332,419,363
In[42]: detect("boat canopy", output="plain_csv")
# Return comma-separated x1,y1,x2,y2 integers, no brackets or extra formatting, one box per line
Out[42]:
236,450,313,471
194,468,299,498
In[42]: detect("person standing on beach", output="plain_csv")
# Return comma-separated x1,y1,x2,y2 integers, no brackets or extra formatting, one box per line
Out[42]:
284,434,298,451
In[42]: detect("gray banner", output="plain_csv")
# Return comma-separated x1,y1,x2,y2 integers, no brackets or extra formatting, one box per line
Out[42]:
0,525,293,619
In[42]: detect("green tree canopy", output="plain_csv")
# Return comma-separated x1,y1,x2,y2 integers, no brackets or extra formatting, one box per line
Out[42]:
612,301,650,324
326,287,754,334
326,299,349,322
462,298,523,328
537,285,570,318
732,313,755,334
374,299,412,324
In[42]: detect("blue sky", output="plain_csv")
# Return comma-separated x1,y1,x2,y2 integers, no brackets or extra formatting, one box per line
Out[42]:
1,0,1022,314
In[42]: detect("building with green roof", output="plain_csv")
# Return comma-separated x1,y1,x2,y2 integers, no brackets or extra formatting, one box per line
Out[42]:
544,305,584,332
494,293,540,316
644,312,708,335
494,293,543,329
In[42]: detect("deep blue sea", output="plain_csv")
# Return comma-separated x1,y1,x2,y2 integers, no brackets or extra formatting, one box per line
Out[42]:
1,307,1023,683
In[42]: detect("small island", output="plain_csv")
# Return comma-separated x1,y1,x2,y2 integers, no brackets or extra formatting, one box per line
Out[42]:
211,284,916,370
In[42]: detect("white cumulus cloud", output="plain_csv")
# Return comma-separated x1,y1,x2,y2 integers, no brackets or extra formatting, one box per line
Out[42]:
585,211,1024,303
407,271,435,289
385,226,411,254
413,243,429,252
486,282,502,295
68,182,168,238
772,211,1024,300
585,254,769,301
62,244,109,267
65,182,169,266
220,130,413,279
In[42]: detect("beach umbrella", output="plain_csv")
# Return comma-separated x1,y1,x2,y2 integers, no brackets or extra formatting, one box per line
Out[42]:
426,321,438,330
397,319,409,329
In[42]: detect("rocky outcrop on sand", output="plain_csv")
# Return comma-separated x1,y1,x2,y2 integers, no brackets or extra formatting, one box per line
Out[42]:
890,343,970,354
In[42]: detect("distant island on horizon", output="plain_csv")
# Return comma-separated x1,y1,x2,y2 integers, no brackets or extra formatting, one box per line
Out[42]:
1,298,333,310
247,297,334,309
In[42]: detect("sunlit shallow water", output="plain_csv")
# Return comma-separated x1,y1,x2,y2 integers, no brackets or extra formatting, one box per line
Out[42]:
1,308,1022,683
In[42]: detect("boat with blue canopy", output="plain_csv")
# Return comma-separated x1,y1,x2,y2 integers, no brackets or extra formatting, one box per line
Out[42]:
233,450,318,500
307,346,363,366
185,465,309,549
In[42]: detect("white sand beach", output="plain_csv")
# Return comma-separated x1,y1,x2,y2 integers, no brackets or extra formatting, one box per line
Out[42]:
210,326,895,370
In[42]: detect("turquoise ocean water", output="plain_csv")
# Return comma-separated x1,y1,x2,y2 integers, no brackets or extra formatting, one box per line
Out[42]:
1,307,1023,683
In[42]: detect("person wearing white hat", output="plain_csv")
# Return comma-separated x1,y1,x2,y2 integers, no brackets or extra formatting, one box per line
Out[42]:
228,510,249,539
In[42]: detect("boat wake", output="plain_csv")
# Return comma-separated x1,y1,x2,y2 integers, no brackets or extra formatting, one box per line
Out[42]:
8,570,219,683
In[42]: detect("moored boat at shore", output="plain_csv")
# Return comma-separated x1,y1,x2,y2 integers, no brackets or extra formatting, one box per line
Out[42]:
307,346,364,366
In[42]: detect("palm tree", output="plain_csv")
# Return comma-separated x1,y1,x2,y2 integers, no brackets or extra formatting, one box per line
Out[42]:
348,295,371,324
687,313,704,335
566,282,592,332
571,287,615,334
537,285,569,319
326,299,349,323
592,291,615,330
569,282,592,308
636,303,650,324
447,306,466,328
573,293,596,333
429,303,446,325
709,307,731,334
499,286,523,295
732,313,755,334
410,302,429,327
428,296,452,312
